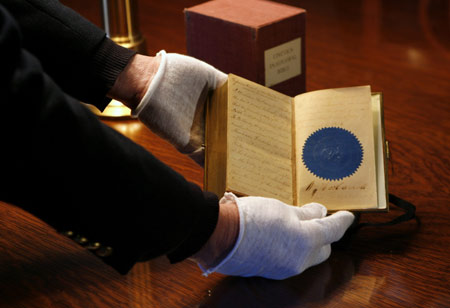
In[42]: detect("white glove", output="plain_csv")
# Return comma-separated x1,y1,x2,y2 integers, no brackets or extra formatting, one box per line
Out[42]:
200,193,355,280
132,50,227,165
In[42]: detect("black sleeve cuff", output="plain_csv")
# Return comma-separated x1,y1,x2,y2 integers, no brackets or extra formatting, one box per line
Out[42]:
101,186,219,274
89,37,137,111
166,187,220,264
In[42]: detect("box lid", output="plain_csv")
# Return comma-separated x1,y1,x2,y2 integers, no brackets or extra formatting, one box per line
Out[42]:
185,0,305,28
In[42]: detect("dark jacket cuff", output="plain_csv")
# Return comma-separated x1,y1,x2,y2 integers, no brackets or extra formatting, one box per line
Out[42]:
89,37,137,111
166,188,220,263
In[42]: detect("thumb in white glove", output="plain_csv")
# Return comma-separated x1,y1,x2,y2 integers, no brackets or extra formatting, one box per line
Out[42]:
132,50,227,165
199,193,355,280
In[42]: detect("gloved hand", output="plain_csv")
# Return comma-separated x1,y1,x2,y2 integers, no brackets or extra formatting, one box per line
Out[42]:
132,50,227,165
199,193,355,280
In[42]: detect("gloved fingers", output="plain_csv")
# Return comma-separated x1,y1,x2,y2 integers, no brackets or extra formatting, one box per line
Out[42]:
302,211,355,247
215,70,228,87
308,244,332,268
165,52,227,88
134,50,227,159
295,202,327,220
284,245,331,280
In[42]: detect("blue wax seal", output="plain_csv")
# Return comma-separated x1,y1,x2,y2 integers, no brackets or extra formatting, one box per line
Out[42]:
302,127,363,181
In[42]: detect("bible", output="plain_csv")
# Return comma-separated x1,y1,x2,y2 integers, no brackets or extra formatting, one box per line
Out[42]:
204,74,388,212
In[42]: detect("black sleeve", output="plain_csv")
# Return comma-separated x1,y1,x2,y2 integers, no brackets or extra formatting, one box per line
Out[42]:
0,0,136,111
0,5,219,274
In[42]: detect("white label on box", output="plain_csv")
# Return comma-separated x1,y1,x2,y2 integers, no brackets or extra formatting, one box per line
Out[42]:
264,37,302,87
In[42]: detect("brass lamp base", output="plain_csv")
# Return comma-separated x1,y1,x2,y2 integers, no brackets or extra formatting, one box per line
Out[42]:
87,100,132,118
112,35,147,55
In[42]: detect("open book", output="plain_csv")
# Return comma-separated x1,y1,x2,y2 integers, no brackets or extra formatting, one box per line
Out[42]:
205,74,388,212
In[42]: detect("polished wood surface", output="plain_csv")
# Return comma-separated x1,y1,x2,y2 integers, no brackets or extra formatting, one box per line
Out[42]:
1,0,449,307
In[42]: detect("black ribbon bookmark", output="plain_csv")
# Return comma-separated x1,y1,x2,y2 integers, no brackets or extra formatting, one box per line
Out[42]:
333,194,418,247
352,193,417,231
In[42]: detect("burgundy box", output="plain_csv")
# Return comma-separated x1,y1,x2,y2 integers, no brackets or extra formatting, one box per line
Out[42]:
185,0,306,96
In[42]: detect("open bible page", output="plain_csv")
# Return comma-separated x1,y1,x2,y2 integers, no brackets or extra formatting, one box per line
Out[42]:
227,75,294,204
294,86,378,210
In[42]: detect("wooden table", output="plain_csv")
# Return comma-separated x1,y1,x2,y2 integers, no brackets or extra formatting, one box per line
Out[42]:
1,0,449,307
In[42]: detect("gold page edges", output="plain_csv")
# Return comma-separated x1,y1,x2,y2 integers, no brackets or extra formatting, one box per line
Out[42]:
204,80,228,197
